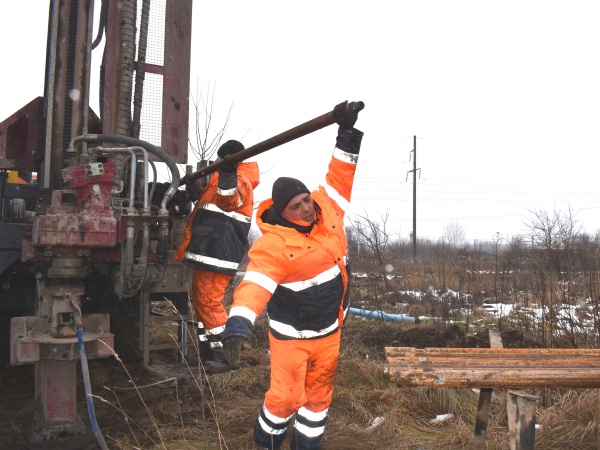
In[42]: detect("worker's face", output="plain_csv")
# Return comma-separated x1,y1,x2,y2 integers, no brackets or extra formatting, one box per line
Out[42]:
281,193,315,223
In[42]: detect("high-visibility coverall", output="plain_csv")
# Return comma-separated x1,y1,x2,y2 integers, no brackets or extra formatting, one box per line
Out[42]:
175,161,259,349
222,129,363,449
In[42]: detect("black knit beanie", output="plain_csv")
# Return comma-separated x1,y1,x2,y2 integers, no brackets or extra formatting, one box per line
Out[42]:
272,177,310,213
217,140,245,158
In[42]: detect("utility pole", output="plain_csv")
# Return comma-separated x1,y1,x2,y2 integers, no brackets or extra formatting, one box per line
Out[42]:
407,136,420,258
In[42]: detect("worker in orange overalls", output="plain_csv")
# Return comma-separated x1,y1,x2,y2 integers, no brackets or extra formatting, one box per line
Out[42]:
174,140,259,372
221,101,364,449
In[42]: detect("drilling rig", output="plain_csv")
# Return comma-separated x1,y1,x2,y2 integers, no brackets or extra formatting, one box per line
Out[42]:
1,0,193,447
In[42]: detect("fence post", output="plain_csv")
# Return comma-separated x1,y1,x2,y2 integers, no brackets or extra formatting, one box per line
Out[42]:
473,329,503,449
507,390,539,450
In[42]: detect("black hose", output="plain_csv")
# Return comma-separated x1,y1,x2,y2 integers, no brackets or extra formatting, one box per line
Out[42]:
91,0,108,49
76,134,180,195
140,219,169,293
70,134,180,294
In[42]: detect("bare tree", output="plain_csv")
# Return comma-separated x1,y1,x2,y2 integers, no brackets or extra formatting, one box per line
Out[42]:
503,234,528,268
188,80,233,163
443,221,466,248
524,207,560,253
492,231,504,304
524,205,582,275
349,209,394,290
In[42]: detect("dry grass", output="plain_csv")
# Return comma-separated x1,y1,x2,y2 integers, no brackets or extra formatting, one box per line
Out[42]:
4,319,600,449
4,253,600,449
29,318,589,449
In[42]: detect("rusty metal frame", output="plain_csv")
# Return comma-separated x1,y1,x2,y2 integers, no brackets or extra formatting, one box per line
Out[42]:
43,0,94,189
0,97,44,171
161,0,192,163
102,0,192,163
385,347,600,389
10,313,114,365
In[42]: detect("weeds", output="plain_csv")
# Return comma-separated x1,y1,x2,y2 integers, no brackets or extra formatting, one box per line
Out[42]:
4,245,600,449
63,313,600,449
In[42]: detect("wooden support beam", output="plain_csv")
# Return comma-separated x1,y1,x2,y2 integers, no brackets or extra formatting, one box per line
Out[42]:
507,390,539,450
473,329,502,450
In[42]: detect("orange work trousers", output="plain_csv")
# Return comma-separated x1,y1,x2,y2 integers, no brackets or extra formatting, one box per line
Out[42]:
265,330,341,418
191,269,233,332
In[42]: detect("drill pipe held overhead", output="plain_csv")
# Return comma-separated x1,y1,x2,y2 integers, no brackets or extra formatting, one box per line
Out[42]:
181,101,365,185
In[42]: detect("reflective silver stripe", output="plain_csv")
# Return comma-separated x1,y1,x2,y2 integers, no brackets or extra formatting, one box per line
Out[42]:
210,341,223,349
229,305,257,323
342,251,349,320
263,405,294,424
206,325,225,335
297,406,328,422
294,407,328,437
294,420,325,438
196,322,208,341
333,146,358,164
200,203,251,223
217,186,237,196
244,271,278,294
258,416,288,435
268,315,339,339
184,252,239,270
258,405,293,435
322,182,350,212
280,265,340,292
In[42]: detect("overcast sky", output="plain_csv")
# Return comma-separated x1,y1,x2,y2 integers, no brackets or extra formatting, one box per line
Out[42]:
2,1,600,242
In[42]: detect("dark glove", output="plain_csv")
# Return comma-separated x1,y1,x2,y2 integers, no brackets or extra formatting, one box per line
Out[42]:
219,154,238,174
222,336,249,368
333,100,365,130
185,179,204,201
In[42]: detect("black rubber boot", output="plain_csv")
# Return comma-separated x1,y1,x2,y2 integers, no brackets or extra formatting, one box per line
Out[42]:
197,323,212,362
198,335,212,362
204,347,232,373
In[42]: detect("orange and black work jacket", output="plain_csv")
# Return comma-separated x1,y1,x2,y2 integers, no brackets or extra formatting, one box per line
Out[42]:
174,161,260,275
223,129,363,342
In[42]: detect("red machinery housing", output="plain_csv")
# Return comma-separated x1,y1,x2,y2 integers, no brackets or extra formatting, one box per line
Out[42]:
0,0,193,447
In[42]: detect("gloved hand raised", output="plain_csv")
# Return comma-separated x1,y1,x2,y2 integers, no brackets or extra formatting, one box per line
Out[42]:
333,100,365,130
222,336,250,368
219,154,238,174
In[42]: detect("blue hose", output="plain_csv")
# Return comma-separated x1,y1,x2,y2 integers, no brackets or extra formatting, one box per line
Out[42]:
349,307,416,323
76,327,109,450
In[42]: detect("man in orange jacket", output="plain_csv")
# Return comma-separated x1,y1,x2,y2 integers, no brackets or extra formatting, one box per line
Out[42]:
221,101,364,449
174,140,260,372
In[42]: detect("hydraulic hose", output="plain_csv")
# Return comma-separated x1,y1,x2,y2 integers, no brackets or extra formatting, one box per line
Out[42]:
140,217,169,293
132,0,150,138
76,327,109,450
68,134,180,294
68,134,181,208
71,301,109,450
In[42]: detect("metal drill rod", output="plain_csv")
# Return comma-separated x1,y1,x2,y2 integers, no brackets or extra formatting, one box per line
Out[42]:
385,347,600,388
181,101,364,185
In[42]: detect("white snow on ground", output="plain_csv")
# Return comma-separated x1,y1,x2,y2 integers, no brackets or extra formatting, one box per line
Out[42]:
430,413,454,424
356,282,599,432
